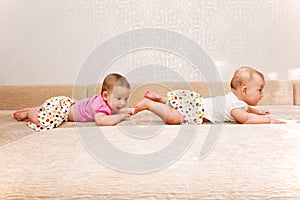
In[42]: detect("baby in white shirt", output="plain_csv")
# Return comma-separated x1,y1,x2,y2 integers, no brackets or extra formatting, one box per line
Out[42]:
134,66,284,124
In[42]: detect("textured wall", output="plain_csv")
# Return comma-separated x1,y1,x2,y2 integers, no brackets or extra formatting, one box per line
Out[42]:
1,0,300,85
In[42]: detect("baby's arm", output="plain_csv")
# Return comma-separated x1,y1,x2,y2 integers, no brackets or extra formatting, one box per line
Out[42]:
247,107,270,115
231,108,285,124
94,111,131,126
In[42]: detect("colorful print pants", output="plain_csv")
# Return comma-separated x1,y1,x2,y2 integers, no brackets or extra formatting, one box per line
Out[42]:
27,96,76,132
167,90,205,124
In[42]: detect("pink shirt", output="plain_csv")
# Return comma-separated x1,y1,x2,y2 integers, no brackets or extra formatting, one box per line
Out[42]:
73,95,112,122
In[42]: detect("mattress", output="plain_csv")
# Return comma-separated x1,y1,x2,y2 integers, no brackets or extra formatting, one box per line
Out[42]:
1,106,300,199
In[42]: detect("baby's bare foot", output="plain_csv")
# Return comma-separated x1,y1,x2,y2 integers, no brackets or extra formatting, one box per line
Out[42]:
134,98,151,114
13,109,29,121
144,90,161,101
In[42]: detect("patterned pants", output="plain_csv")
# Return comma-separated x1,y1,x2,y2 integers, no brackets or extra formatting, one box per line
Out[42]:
27,96,76,132
167,90,205,124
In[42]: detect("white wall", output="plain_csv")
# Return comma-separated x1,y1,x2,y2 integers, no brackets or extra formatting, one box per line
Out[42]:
1,0,300,85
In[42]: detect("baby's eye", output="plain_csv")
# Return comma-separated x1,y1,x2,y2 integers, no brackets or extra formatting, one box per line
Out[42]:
117,98,122,101
125,98,128,101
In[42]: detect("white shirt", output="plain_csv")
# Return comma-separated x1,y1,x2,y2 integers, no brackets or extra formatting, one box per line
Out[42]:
203,92,248,123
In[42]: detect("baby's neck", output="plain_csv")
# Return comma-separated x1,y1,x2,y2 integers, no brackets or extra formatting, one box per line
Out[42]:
231,88,245,102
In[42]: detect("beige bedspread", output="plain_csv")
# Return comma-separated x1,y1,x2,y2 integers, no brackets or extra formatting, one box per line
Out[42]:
1,106,300,199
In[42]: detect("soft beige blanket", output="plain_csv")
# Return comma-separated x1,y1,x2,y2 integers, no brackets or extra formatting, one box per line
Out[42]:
1,106,300,199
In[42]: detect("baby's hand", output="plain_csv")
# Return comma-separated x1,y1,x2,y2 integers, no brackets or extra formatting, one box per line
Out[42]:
127,108,135,115
119,109,135,117
118,111,131,120
270,119,286,124
259,110,270,115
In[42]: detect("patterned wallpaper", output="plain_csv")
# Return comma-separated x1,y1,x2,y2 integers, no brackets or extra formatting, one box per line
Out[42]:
0,0,300,85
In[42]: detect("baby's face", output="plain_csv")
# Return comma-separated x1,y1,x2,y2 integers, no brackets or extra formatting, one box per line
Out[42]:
243,74,265,106
106,86,130,113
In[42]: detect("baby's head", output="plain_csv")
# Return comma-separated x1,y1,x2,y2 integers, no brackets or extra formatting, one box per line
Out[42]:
230,66,264,90
230,66,265,106
101,73,131,113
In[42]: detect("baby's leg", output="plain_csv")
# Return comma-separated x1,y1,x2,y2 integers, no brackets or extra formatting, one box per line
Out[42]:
27,107,39,124
13,107,39,124
135,98,183,124
13,108,29,120
13,107,34,121
144,90,168,104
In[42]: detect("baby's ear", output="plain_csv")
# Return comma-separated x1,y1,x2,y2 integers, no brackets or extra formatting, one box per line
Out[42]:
242,86,247,95
102,91,109,101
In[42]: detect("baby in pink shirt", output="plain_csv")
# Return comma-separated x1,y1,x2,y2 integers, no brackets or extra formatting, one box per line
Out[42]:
13,73,133,131
73,95,112,122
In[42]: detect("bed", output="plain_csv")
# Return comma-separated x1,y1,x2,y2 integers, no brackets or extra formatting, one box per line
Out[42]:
0,81,300,199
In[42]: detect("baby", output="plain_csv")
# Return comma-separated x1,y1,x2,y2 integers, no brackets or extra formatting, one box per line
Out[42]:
13,73,133,131
134,66,284,124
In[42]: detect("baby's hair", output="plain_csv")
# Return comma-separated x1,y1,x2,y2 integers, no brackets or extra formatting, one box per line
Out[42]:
230,66,265,90
101,73,130,94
